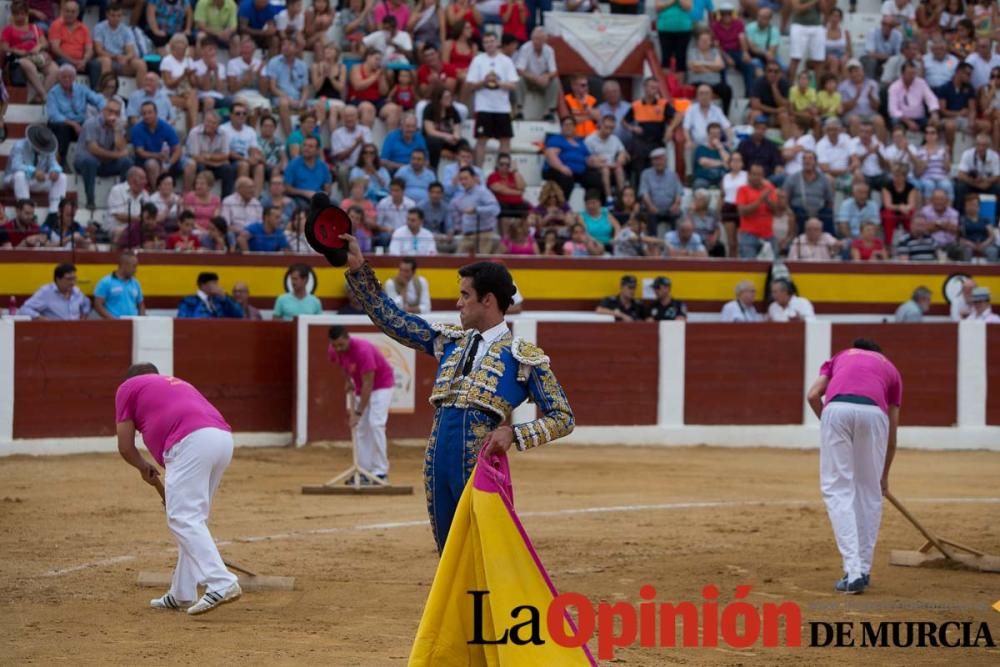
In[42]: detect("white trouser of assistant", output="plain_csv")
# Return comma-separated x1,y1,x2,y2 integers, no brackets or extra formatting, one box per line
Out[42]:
163,427,238,601
355,388,392,476
820,402,889,581
4,171,67,209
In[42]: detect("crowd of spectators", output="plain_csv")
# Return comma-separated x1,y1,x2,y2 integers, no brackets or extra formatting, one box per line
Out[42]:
0,0,999,266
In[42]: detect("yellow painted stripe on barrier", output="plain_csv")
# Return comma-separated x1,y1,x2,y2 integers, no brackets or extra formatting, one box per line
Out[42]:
1,262,997,305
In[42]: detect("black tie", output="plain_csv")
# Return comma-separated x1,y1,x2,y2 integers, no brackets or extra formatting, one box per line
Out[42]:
462,334,482,376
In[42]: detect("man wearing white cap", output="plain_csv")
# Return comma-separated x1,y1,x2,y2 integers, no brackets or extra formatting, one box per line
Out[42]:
969,287,1000,323
2,125,67,210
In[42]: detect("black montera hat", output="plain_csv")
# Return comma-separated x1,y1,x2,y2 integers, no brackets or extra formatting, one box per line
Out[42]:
304,192,352,267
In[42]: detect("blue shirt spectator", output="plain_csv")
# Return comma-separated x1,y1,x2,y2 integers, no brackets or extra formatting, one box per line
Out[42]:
94,269,144,318
130,116,181,159
285,154,332,198
93,18,137,56
395,162,436,204
544,133,591,175
379,126,429,171
127,80,174,122
239,0,279,30
265,52,308,100
5,138,62,178
46,81,105,123
837,191,881,238
19,282,91,320
244,221,290,252
449,177,501,234
440,162,483,201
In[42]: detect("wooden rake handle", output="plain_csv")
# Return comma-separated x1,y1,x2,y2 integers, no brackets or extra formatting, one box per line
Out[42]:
885,491,955,560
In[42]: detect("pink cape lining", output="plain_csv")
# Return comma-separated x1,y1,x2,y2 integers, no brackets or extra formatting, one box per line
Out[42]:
473,449,597,666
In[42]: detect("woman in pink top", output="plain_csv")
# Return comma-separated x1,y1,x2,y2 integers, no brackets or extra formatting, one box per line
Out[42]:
501,217,537,255
807,339,903,595
182,171,222,236
114,363,242,615
328,326,396,482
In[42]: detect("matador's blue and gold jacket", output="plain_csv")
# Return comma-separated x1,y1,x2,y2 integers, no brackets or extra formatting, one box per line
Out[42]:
345,263,574,452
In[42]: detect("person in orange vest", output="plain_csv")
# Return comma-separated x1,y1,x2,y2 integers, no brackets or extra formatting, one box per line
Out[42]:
564,75,600,138
621,77,684,179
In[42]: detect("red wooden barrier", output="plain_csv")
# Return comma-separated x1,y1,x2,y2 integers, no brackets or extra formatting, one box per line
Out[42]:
685,323,806,425
13,321,132,438
173,320,296,432
830,324,957,427
987,326,1000,426
536,322,660,426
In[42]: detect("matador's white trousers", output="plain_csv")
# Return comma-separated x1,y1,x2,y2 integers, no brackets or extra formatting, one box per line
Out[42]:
355,388,392,476
820,402,889,582
163,427,238,601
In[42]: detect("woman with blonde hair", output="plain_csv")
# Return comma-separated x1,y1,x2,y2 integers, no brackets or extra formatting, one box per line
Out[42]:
530,180,573,238
159,33,199,129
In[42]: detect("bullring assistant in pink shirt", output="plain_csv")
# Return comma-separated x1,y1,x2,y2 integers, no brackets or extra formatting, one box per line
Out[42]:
807,339,903,596
115,364,241,616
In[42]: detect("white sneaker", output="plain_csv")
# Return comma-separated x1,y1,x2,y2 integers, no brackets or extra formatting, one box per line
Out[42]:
186,582,242,615
150,593,193,611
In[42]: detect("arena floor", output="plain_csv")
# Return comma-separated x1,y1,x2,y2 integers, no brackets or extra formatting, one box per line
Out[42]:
2,443,999,666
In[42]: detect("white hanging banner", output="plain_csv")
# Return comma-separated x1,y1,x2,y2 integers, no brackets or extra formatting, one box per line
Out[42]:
543,12,650,77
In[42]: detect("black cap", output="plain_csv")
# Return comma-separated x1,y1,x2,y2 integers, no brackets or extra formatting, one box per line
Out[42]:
621,275,637,287
304,193,352,267
652,276,672,288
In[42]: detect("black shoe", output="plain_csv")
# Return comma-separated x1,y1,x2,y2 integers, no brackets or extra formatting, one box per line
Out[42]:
0,123,6,142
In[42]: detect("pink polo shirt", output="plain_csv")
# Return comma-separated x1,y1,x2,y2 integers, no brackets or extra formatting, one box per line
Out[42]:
115,375,231,465
328,337,395,395
820,348,903,415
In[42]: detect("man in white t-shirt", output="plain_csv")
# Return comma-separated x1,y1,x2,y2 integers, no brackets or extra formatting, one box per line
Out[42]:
362,16,414,63
376,178,417,232
388,209,438,256
191,41,230,113
965,37,1000,91
954,133,1000,205
682,84,732,148
466,32,519,166
584,115,627,205
330,105,374,191
768,278,816,322
513,27,561,120
275,0,306,48
815,118,854,193
781,117,816,177
849,121,885,191
220,101,264,189
226,36,269,113
880,0,916,33
721,280,763,322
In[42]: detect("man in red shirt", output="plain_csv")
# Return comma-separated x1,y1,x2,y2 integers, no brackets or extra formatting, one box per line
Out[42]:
416,45,459,99
735,163,779,259
47,0,92,73
328,325,397,482
1,199,45,248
